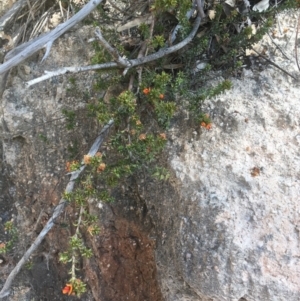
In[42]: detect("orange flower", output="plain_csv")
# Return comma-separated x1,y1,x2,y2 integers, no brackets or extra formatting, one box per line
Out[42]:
139,133,146,140
66,160,79,172
97,163,106,173
83,155,92,165
95,152,102,157
159,133,167,140
0,242,6,249
62,284,73,295
130,129,136,135
143,88,151,95
200,121,212,130
87,226,95,236
159,94,164,99
136,120,142,126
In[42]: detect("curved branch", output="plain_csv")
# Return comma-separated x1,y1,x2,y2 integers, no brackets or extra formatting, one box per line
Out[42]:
171,5,196,44
130,16,201,67
27,16,202,87
0,0,104,75
295,13,300,72
0,119,114,299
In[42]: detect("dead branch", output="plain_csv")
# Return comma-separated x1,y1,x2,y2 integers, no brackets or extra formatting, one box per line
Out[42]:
95,27,130,67
26,62,119,86
267,31,290,60
251,47,297,80
195,0,205,19
0,0,104,75
0,119,114,299
295,12,300,72
27,15,202,87
116,14,154,32
171,4,196,45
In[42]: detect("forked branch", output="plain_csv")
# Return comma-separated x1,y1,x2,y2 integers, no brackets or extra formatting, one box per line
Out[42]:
27,16,202,86
0,0,104,75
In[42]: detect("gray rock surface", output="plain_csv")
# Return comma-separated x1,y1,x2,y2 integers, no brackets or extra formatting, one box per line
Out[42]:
152,13,300,301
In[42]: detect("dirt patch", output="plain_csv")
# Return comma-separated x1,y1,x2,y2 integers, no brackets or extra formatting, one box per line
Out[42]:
86,216,163,301
0,160,164,301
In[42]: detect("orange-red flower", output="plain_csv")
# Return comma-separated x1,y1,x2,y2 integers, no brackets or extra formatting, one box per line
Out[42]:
143,88,151,95
200,122,212,130
62,284,73,295
159,94,164,99
83,155,92,165
87,226,95,236
95,152,102,157
159,133,167,140
139,133,146,140
66,160,79,172
97,163,106,173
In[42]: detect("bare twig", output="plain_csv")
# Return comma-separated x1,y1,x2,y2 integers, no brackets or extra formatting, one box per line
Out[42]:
0,0,105,75
170,4,195,45
29,9,52,40
128,74,134,91
195,0,205,19
251,47,297,80
27,16,202,86
136,17,155,90
26,62,119,86
26,0,35,20
0,119,114,299
145,15,155,57
58,0,66,22
295,13,300,72
95,27,130,67
70,205,84,280
267,31,290,60
116,14,154,32
136,41,148,91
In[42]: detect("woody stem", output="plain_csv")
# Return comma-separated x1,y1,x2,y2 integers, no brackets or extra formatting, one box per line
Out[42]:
71,205,84,280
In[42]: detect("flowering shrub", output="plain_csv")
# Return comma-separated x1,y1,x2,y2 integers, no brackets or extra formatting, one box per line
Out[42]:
0,221,18,255
58,0,298,296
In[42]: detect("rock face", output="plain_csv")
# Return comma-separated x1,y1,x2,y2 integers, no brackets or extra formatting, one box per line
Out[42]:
159,71,300,301
147,13,300,301
0,6,299,301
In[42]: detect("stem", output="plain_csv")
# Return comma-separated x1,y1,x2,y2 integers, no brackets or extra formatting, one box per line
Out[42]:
71,205,84,280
